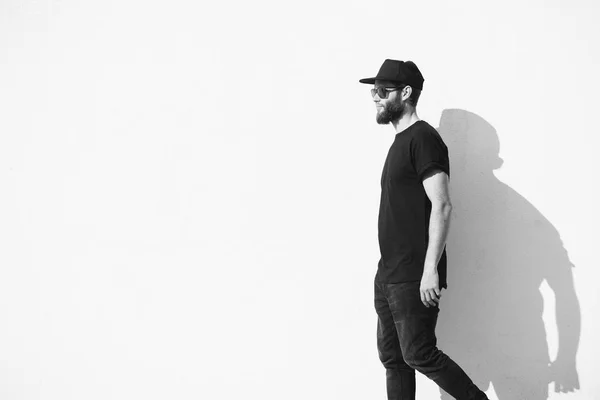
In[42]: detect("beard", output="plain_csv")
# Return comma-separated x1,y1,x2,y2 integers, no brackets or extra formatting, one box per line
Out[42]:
376,97,406,125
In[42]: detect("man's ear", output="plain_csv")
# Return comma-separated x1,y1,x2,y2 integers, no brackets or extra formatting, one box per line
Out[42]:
402,86,412,101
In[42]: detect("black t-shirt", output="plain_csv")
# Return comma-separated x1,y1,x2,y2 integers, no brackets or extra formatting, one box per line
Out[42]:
376,120,450,289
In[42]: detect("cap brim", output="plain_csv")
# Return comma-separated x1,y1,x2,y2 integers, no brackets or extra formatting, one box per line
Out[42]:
359,77,406,85
359,77,377,84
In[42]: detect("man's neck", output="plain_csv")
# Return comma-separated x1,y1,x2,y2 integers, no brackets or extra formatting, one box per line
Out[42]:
392,112,421,134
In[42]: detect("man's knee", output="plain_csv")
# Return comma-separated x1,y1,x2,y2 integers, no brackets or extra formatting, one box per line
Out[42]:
402,345,448,372
378,349,398,369
378,349,414,371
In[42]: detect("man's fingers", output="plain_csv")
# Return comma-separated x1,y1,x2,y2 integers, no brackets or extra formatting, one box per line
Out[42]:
420,290,429,307
428,297,437,307
421,288,442,307
422,290,437,307
426,289,439,306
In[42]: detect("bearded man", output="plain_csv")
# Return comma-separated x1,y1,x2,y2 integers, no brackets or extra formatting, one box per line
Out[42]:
359,59,489,400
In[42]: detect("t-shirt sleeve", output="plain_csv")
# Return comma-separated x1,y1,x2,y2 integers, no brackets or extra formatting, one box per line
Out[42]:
410,130,450,181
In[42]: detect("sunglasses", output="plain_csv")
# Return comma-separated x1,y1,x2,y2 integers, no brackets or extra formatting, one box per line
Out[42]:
370,86,403,99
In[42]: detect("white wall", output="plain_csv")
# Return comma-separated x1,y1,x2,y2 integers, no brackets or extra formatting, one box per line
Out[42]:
0,0,598,399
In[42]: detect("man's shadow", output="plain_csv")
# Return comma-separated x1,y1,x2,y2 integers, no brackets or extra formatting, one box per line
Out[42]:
434,109,581,399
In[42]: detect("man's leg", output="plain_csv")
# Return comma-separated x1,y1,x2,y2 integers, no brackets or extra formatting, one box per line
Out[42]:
375,279,416,400
386,281,488,400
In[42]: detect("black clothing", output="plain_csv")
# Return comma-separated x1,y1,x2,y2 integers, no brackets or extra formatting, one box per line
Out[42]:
373,120,489,399
374,279,489,400
376,120,450,288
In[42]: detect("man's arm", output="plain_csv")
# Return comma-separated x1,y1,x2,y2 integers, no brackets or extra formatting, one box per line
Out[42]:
420,168,453,307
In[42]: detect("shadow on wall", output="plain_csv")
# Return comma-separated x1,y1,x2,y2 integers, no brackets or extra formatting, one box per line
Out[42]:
434,109,581,400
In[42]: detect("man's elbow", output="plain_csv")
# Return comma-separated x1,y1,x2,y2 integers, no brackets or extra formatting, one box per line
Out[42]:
433,201,453,217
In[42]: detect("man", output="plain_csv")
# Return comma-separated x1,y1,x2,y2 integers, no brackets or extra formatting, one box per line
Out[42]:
359,59,489,400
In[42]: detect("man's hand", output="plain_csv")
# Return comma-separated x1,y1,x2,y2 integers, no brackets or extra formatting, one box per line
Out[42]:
420,270,441,307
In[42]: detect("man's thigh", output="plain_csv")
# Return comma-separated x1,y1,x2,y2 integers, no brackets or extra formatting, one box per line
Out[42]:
385,281,440,360
374,280,406,366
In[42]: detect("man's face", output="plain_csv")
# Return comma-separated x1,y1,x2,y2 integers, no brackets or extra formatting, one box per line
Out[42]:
373,80,406,125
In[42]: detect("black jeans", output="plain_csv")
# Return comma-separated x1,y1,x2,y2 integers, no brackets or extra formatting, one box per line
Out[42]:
374,279,488,400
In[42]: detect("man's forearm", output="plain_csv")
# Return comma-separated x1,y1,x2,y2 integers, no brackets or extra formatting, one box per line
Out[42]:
423,203,452,273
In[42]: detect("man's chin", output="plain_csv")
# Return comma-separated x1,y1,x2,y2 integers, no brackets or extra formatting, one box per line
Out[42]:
376,115,391,125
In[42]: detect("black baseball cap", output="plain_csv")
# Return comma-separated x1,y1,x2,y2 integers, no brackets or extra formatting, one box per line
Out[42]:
359,59,424,90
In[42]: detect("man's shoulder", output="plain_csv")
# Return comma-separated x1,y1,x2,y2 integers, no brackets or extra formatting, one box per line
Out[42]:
409,121,446,144
414,120,439,133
